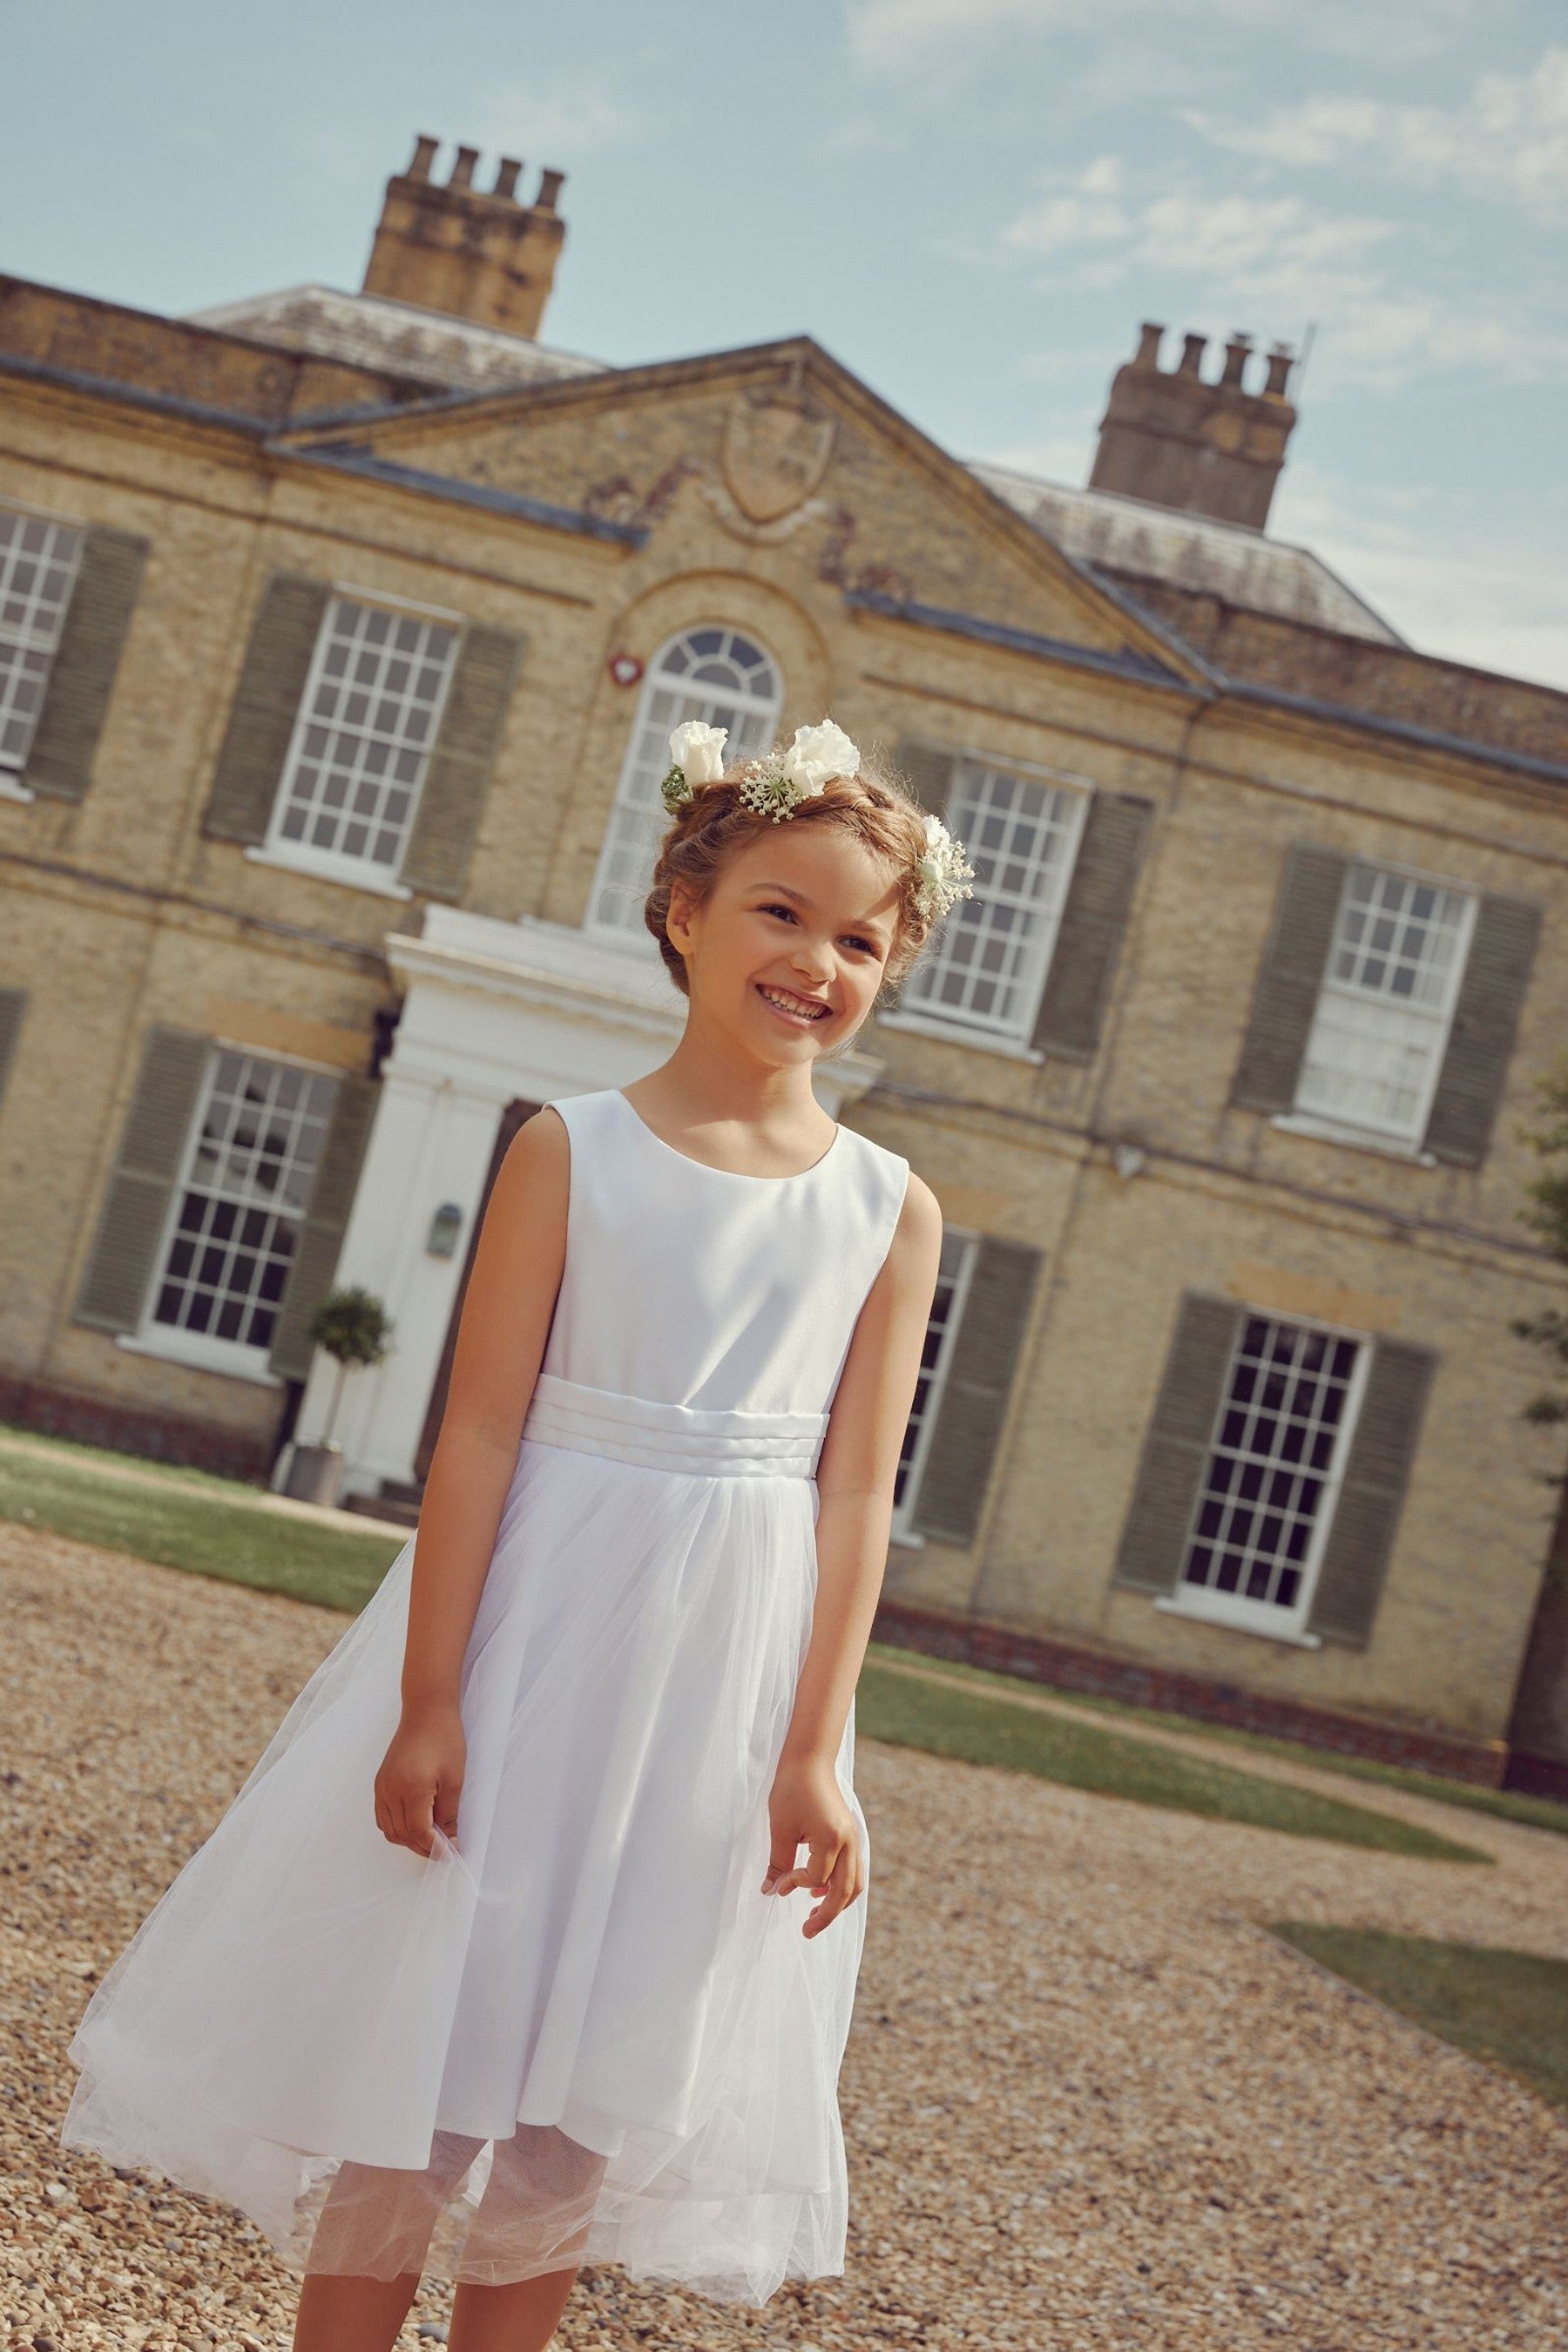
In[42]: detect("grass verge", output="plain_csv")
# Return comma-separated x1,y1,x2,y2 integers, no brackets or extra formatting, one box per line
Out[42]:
855,1660,1487,1861
867,1640,1568,1841
0,1434,402,1615
1272,1921,1568,2110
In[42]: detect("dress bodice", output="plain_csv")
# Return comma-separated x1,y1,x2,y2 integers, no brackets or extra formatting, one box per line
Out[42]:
535,1087,910,1422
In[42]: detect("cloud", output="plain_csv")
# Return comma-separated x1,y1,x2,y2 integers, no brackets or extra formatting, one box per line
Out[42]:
1185,44,1568,220
847,0,1479,72
471,75,642,165
1272,466,1568,691
998,159,1568,393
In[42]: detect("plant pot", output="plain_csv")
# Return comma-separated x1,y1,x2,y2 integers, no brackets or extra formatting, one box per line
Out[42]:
284,1441,346,1508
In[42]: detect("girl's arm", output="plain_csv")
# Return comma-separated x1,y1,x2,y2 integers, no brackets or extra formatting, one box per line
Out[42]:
764,1171,943,1936
374,1105,570,1858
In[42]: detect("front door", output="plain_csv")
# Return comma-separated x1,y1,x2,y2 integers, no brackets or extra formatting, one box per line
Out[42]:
413,1096,541,1484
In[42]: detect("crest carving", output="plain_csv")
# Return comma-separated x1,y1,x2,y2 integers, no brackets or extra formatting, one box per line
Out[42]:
720,389,836,525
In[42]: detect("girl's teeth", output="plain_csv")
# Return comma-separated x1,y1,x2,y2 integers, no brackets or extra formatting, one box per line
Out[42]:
760,987,825,1021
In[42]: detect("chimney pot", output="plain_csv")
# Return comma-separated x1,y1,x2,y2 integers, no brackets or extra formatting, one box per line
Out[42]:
1135,321,1164,370
1177,332,1207,377
1221,332,1253,389
494,156,524,199
408,133,440,181
449,145,479,190
535,166,566,212
1264,341,1294,397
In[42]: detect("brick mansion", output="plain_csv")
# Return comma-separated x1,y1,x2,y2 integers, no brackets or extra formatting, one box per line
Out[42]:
1,137,1565,1789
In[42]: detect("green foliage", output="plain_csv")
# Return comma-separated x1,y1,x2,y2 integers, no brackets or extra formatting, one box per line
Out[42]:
306,1286,395,1450
308,1284,395,1369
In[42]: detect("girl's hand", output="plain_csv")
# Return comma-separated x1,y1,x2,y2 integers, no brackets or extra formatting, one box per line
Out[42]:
762,1754,865,1939
374,1700,466,1859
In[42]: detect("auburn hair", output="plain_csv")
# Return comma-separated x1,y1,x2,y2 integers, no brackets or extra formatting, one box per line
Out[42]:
642,753,937,1000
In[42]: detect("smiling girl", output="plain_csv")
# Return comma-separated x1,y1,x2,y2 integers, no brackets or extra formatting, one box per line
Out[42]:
63,718,973,2352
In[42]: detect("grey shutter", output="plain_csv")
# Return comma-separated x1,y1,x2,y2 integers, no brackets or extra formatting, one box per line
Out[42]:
1113,1292,1243,1593
25,525,150,802
1308,1336,1436,1646
203,573,329,844
896,738,958,814
0,986,26,1105
1423,893,1542,1167
909,1235,1041,1547
1031,792,1152,1059
398,625,526,901
883,739,958,1011
267,1073,378,1380
1231,845,1348,1113
74,1024,209,1334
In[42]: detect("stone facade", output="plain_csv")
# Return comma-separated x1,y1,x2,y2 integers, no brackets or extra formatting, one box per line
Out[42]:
1,152,1565,1784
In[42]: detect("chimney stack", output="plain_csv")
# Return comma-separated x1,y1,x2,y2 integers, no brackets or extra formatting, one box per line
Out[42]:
1088,320,1298,532
362,132,569,340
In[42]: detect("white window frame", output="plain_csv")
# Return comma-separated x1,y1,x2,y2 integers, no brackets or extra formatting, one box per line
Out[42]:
889,1225,979,1547
882,751,1093,1052
116,1042,340,1387
0,496,84,795
1153,1307,1375,1649
248,585,463,897
585,623,784,946
1275,854,1478,1159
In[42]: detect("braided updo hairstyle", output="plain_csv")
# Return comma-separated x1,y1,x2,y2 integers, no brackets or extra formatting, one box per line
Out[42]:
643,752,936,1002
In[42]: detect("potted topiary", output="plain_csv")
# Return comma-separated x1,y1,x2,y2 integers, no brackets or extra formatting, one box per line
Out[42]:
283,1285,396,1508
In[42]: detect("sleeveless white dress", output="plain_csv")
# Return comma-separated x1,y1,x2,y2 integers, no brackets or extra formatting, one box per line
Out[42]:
61,1085,912,2308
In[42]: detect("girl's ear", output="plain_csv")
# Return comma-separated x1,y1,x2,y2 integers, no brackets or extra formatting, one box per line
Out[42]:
666,878,698,951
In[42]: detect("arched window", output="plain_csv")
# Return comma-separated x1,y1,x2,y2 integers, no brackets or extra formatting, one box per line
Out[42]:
587,625,783,938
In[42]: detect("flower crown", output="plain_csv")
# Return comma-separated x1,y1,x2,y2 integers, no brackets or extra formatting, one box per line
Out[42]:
659,717,977,927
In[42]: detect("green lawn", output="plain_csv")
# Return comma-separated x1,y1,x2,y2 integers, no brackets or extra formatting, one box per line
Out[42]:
1272,1922,1568,2110
866,1640,1568,1842
855,1659,1487,1862
0,1429,403,1615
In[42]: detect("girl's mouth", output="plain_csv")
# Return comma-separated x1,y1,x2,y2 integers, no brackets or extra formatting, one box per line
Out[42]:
755,983,831,1027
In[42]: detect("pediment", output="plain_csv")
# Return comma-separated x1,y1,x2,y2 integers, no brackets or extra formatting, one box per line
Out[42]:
283,338,1206,682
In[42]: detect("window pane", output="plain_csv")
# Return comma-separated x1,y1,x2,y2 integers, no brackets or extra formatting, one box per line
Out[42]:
151,1052,335,1351
589,626,783,937
0,505,84,772
894,1227,973,1509
1298,861,1473,1142
903,761,1085,1042
272,596,459,874
1179,1315,1359,1616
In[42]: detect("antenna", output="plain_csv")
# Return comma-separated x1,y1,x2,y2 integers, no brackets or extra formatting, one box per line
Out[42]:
1294,321,1318,399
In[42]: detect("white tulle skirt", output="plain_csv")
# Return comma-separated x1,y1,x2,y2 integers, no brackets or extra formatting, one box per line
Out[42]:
60,1425,868,2306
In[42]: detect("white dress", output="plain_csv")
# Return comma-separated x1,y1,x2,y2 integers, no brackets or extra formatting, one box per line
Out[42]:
61,1085,912,2308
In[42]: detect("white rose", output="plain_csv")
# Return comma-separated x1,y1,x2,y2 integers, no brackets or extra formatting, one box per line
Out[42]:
668,720,729,786
781,720,860,796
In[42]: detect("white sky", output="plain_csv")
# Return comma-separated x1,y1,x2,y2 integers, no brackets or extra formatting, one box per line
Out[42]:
4,0,1565,687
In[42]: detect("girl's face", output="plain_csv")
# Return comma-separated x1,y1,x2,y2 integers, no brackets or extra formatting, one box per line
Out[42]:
666,822,902,1065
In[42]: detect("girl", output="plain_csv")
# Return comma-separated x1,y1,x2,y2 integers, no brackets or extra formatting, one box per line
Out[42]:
62,717,973,2352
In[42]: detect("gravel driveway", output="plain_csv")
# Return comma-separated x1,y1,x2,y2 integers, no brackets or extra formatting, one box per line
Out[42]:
3,1530,1565,2351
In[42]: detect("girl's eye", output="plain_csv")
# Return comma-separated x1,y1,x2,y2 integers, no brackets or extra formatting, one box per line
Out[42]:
758,905,878,956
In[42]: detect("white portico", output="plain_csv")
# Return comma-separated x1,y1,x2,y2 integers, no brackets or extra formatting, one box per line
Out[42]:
280,906,885,1504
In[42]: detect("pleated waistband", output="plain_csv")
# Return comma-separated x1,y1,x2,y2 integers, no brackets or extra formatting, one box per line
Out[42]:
519,1371,827,1479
